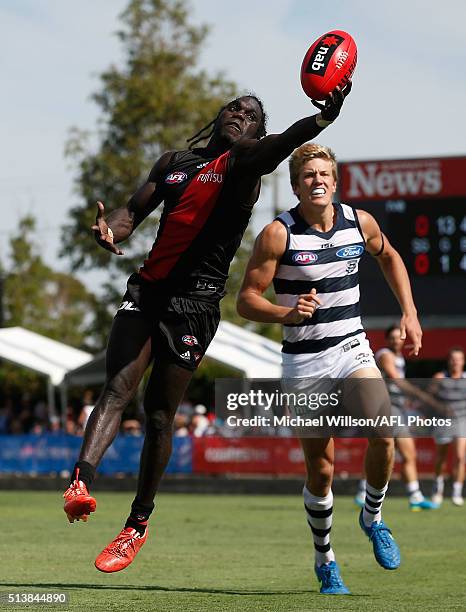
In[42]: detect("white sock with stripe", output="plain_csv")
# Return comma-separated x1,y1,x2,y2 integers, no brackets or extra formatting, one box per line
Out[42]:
303,486,335,567
363,482,388,527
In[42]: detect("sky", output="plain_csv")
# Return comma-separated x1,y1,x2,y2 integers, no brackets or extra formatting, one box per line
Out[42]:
1,0,465,292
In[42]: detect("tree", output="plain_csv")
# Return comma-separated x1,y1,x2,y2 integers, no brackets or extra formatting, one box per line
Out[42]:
62,0,237,276
4,216,99,350
0,215,102,403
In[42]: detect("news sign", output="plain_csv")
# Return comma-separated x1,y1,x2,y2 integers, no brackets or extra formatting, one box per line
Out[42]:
340,157,466,202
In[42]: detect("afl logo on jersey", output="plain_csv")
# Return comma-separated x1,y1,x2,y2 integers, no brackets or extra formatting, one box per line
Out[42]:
336,245,364,258
292,252,319,265
165,172,188,184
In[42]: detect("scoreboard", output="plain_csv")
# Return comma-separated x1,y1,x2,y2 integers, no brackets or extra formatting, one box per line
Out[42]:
392,199,465,276
339,156,466,317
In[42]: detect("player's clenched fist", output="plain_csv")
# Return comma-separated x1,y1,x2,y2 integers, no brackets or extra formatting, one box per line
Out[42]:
286,288,322,324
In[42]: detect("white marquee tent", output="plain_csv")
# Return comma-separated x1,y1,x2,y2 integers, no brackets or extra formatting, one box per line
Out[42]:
0,326,92,411
208,321,282,378
0,324,282,413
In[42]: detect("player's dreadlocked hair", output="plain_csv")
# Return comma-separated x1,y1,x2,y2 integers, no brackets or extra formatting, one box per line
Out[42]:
187,95,267,149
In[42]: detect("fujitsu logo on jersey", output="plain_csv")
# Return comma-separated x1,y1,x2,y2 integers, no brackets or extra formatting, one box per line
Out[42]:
196,168,224,183
345,162,442,199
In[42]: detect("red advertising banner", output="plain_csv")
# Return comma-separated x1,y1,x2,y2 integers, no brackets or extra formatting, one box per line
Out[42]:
193,437,444,476
340,156,466,202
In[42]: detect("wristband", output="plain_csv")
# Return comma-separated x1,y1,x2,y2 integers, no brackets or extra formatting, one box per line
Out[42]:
315,113,334,128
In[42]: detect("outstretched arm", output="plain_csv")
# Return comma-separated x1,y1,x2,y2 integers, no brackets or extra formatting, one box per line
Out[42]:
237,221,322,324
91,151,173,255
232,85,351,176
358,210,422,356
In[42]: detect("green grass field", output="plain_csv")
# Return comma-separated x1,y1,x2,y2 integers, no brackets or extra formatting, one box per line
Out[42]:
1,491,465,611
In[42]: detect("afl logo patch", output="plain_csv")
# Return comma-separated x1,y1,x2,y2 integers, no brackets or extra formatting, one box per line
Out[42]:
292,252,318,265
165,172,188,184
336,245,364,258
182,335,198,346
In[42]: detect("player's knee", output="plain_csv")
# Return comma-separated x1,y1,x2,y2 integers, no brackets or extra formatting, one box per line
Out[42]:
102,378,137,412
402,452,415,466
400,446,415,463
319,462,334,484
144,408,173,433
309,465,333,492
306,455,334,488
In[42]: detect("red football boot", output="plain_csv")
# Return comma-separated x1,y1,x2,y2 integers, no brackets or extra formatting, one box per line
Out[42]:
63,470,96,523
95,527,148,573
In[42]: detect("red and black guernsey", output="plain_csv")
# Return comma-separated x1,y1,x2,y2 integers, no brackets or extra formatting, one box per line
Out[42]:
140,148,258,301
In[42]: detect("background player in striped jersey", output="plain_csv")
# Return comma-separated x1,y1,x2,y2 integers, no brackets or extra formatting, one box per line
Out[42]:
431,346,466,506
238,143,423,594
63,87,352,572
355,325,439,511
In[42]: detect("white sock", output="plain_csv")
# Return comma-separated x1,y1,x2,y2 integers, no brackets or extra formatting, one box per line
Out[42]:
406,480,424,503
363,482,388,527
433,475,444,496
303,486,335,567
452,481,463,498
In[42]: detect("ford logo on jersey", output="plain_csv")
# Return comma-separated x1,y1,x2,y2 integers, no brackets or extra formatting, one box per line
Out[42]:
292,252,318,264
165,171,188,184
336,245,364,258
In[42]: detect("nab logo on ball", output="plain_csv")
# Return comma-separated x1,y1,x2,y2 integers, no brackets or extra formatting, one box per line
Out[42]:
301,29,357,100
336,245,364,258
305,33,345,76
182,335,198,346
292,252,319,265
165,172,188,184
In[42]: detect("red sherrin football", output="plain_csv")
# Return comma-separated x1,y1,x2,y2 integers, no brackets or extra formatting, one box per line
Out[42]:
300,30,357,100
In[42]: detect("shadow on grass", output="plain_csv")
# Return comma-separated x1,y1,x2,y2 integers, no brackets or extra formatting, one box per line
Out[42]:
0,582,367,597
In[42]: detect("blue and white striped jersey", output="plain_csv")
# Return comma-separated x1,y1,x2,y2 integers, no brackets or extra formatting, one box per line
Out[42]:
436,371,466,418
273,202,366,355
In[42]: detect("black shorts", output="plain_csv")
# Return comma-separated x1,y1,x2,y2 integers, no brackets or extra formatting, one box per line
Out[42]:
115,273,221,371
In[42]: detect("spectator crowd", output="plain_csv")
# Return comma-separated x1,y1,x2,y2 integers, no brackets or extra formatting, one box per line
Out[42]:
0,390,221,438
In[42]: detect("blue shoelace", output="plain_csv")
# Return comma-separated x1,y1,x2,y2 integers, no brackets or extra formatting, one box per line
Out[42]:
369,523,393,548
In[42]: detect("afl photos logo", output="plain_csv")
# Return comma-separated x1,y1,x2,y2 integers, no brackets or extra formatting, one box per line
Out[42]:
292,252,319,265
165,172,188,184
